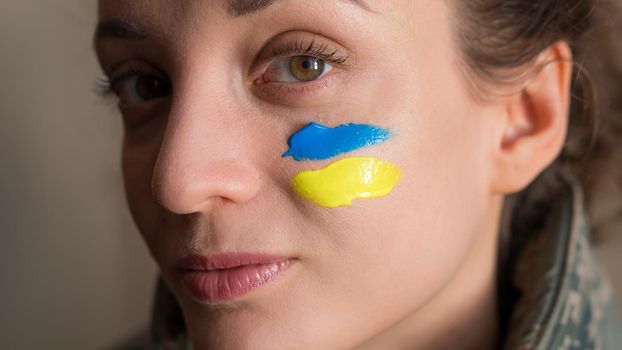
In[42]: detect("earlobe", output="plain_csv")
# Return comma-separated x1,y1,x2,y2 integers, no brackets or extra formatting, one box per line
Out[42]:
491,41,573,195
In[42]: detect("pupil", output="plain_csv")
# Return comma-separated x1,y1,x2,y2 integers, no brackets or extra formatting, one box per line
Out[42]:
136,76,169,100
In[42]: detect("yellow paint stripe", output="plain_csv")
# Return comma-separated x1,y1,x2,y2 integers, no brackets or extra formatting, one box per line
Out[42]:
292,157,402,208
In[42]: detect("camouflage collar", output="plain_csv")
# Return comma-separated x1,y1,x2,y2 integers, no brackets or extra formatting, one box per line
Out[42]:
499,173,621,349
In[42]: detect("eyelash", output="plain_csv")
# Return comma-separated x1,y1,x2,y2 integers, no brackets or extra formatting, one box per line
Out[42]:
269,37,350,67
95,76,115,99
95,38,350,100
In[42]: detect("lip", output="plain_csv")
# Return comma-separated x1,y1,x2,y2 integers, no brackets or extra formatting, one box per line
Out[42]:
176,253,296,303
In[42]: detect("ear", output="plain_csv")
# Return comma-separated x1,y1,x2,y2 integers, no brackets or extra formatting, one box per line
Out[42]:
490,41,573,195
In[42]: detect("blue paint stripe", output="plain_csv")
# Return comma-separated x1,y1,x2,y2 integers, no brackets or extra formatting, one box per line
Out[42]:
282,122,391,161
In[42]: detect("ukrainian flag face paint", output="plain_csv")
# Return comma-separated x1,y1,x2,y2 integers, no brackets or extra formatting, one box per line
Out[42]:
284,122,401,208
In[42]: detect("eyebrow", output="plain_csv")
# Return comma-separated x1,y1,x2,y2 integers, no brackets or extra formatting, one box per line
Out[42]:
229,0,370,17
94,19,148,42
94,0,371,44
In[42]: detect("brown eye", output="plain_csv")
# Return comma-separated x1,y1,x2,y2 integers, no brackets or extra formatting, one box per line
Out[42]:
289,56,325,82
260,55,334,83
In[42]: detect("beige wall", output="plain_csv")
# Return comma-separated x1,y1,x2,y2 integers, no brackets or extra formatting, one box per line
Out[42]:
0,1,620,349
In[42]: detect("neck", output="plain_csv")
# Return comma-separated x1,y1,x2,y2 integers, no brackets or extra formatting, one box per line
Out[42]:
356,195,503,350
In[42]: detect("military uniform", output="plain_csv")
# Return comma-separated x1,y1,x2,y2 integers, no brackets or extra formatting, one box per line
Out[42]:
498,172,622,350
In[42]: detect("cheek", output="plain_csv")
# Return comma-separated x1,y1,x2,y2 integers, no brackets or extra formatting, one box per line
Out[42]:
378,100,493,293
319,82,494,318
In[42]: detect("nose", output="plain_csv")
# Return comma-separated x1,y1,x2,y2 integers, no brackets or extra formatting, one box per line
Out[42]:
151,87,261,215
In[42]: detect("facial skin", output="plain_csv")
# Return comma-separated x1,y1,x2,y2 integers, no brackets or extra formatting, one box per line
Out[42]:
95,1,572,349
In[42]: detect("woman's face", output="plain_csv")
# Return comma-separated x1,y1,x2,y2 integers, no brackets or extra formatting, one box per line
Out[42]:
96,1,503,348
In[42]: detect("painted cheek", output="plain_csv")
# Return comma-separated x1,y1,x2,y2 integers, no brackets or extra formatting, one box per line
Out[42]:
292,157,402,208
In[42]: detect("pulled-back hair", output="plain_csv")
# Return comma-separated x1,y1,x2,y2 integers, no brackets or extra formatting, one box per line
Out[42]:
451,0,622,240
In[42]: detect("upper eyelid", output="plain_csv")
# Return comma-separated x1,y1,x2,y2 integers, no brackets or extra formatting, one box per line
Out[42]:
256,35,351,66
107,63,169,87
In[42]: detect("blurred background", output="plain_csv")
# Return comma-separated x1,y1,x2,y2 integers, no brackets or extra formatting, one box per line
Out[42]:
0,1,156,349
0,1,620,349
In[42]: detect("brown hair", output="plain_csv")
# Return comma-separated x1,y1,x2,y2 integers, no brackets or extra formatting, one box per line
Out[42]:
451,0,622,240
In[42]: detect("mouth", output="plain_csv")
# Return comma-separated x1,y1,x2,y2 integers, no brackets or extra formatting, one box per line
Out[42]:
175,252,296,303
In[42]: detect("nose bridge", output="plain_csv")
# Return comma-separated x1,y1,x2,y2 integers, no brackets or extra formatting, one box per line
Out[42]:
151,69,260,214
